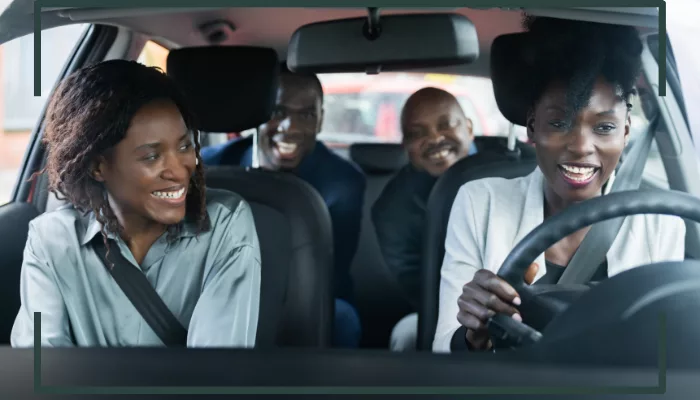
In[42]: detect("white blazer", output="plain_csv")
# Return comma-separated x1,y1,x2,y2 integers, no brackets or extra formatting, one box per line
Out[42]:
433,167,686,353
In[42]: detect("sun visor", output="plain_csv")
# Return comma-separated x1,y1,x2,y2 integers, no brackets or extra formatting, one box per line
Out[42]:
167,46,279,133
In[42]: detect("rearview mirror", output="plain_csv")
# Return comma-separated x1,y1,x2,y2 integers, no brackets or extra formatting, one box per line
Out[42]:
287,12,479,74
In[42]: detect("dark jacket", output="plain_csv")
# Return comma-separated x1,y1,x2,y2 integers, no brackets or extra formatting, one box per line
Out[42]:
372,143,477,307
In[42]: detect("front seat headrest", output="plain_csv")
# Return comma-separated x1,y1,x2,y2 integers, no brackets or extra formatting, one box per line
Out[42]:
349,143,408,174
490,32,531,127
167,46,279,133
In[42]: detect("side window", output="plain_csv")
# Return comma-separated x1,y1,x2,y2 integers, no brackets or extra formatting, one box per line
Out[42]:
0,24,88,206
137,40,169,72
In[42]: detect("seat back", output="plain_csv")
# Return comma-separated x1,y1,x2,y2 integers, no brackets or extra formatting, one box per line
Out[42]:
417,143,537,350
348,138,532,348
0,202,40,343
348,143,413,347
205,167,334,348
168,46,334,348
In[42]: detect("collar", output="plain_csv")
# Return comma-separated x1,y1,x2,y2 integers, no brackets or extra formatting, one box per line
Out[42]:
406,162,439,197
511,167,617,281
295,141,325,177
468,142,478,156
80,210,203,246
603,169,616,195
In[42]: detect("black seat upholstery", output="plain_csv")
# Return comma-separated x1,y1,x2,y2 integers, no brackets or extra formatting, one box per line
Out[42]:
168,46,334,348
348,143,413,347
416,31,544,351
0,202,40,343
348,138,533,348
349,143,408,174
205,168,333,348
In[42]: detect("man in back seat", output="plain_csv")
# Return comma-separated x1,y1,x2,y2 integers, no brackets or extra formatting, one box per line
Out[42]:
372,87,476,351
200,65,366,348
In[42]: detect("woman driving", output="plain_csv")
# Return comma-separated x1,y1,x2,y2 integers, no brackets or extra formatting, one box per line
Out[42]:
433,16,686,352
11,60,262,347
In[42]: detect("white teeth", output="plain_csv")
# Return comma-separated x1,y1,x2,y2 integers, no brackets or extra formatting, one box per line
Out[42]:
561,164,595,174
152,188,185,200
560,165,596,182
429,149,451,161
276,142,298,155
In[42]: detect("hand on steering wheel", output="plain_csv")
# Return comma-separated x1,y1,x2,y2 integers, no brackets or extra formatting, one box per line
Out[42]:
458,263,540,350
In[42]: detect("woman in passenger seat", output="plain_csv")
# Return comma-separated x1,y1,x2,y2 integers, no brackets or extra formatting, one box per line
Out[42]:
11,60,262,348
433,16,686,352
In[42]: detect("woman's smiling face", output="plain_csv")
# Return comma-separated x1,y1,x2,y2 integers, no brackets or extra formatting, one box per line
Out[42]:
92,100,197,229
528,76,631,206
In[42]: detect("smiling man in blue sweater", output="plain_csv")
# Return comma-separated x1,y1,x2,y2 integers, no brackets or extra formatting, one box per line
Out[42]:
200,66,366,348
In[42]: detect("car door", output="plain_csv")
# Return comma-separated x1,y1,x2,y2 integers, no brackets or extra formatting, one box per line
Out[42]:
0,1,121,342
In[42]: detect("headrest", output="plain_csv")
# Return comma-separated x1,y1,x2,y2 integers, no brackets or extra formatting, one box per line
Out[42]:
490,33,531,127
349,143,408,174
167,46,280,133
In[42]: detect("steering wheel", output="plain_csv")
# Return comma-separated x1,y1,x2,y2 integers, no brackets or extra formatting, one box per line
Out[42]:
491,189,700,348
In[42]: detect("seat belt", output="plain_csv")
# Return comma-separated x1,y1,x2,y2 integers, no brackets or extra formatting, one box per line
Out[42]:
92,238,188,347
557,116,660,285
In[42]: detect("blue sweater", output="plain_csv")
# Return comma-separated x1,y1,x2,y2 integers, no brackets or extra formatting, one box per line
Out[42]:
201,137,366,304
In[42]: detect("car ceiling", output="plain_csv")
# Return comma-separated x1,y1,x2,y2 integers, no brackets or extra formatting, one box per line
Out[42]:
102,7,527,77
1,4,659,78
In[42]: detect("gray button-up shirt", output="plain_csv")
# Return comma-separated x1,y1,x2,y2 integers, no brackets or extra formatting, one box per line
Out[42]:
10,188,261,348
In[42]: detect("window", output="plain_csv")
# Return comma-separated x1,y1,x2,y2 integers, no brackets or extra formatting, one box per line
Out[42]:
0,24,88,206
317,72,529,149
667,0,700,158
137,40,169,72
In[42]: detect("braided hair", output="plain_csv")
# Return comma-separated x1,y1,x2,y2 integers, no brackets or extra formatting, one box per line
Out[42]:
40,60,209,250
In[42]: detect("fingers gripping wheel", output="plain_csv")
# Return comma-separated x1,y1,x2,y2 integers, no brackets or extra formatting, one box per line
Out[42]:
487,313,542,349
489,189,700,349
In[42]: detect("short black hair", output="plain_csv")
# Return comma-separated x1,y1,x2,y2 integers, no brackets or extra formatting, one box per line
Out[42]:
522,15,643,123
280,62,324,102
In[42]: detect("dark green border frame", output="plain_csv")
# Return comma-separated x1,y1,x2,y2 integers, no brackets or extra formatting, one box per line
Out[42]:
33,311,666,394
30,0,668,394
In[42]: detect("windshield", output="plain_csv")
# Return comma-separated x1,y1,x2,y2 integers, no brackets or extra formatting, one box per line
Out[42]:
5,6,700,383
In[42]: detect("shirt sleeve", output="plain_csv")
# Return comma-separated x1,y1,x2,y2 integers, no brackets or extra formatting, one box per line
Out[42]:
433,185,483,353
11,220,75,348
187,200,262,348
